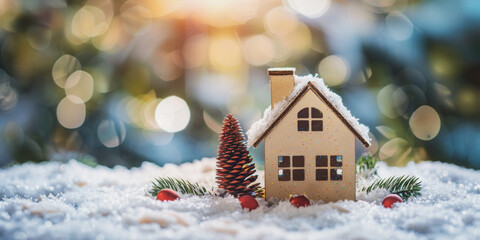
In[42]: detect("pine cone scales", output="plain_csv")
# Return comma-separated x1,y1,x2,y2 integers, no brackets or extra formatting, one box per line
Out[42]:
216,114,259,197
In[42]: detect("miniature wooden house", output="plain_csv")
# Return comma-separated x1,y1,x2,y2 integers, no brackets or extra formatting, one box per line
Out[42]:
246,68,371,202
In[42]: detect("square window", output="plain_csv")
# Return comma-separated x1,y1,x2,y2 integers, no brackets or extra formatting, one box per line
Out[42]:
330,168,343,181
316,155,328,167
292,169,305,181
298,120,309,131
278,169,290,181
316,169,328,181
292,156,304,167
330,155,342,167
311,120,323,131
278,156,290,167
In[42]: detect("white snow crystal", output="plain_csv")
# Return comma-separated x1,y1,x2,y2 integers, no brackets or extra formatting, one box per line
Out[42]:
246,74,371,147
1,159,480,239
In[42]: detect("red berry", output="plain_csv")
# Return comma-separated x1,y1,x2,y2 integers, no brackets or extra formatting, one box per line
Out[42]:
382,194,403,208
239,195,259,211
156,189,180,202
289,195,310,208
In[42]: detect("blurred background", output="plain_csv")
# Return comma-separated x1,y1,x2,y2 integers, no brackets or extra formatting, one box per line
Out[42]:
1,0,479,169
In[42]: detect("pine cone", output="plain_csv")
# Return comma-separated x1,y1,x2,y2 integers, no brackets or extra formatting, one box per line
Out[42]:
216,114,259,197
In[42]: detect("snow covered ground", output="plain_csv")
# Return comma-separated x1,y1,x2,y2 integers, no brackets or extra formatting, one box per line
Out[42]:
1,158,480,240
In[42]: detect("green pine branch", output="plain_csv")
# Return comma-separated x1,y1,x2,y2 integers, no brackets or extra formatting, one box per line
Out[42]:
149,177,210,197
361,175,422,201
356,154,378,176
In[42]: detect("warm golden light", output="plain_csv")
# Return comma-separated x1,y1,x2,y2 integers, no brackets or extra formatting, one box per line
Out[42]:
92,18,120,51
209,36,242,70
56,96,86,129
71,6,110,41
265,7,298,36
120,1,152,35
65,70,94,103
52,55,81,88
318,55,350,87
377,84,398,119
243,35,275,66
183,34,209,69
409,105,441,141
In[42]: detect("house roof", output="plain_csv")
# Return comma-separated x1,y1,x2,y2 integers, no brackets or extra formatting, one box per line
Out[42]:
246,75,371,148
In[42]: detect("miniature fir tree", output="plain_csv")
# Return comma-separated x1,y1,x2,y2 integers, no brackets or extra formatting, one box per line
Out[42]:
216,114,259,197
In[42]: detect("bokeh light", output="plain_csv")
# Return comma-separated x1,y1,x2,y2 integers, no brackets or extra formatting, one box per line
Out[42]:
71,5,111,41
409,105,441,141
155,96,190,133
243,35,276,66
92,18,120,51
97,120,126,148
209,36,242,70
385,11,414,41
65,70,94,103
52,55,81,88
380,137,410,164
286,0,331,18
26,26,51,51
366,133,379,155
318,55,350,87
120,1,152,35
377,84,398,119
0,70,17,111
203,111,222,133
456,87,478,115
56,97,86,129
265,7,298,36
183,34,209,69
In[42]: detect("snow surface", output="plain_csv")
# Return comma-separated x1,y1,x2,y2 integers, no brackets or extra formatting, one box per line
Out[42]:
1,158,480,240
246,74,371,147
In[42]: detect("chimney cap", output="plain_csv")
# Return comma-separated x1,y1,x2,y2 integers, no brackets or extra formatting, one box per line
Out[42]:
268,67,295,76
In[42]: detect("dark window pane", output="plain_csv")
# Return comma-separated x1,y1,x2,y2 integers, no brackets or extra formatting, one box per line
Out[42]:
316,155,328,167
278,156,290,167
292,169,305,181
330,168,343,181
311,108,323,118
312,120,323,131
292,156,304,167
297,108,309,118
330,155,342,167
316,169,328,181
278,169,290,181
298,120,309,131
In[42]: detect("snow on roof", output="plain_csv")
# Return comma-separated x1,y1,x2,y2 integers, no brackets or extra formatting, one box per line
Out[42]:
246,74,371,148
267,67,296,72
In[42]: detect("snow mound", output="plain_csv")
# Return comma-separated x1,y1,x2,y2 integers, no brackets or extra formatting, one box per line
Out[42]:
1,159,480,239
246,74,371,147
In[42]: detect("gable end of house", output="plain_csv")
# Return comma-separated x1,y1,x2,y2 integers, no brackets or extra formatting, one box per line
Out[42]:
252,81,371,148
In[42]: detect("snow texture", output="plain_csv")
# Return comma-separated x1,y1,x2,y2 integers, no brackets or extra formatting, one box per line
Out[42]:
1,158,480,240
246,74,371,147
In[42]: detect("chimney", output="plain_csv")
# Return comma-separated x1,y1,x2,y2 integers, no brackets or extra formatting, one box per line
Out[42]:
268,68,295,108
